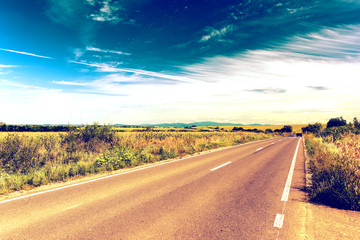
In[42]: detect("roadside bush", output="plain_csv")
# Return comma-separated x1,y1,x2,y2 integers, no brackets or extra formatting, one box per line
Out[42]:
0,134,41,174
159,146,177,160
306,135,360,210
304,138,315,156
95,147,136,171
32,170,48,187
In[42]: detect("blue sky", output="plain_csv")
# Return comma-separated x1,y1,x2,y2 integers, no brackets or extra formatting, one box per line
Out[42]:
1,0,360,125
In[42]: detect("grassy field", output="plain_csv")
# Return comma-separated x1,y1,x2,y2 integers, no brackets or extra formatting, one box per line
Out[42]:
0,126,275,195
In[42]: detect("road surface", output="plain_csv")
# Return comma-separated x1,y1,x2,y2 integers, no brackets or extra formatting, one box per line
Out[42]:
0,137,304,239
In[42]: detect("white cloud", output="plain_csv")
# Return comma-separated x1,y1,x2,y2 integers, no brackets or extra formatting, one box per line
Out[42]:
279,25,360,60
68,60,192,83
0,64,16,68
52,81,87,86
199,25,234,42
73,48,85,59
0,64,16,74
86,46,131,55
0,80,47,90
0,48,53,59
88,0,121,23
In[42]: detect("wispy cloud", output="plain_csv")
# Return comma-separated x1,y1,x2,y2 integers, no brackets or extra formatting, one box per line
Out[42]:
68,60,191,83
86,46,131,55
278,25,360,60
52,81,87,86
199,25,235,42
53,73,152,96
45,0,125,46
0,80,49,90
307,86,330,91
0,48,53,59
246,88,287,94
0,64,16,68
88,0,121,23
0,64,16,74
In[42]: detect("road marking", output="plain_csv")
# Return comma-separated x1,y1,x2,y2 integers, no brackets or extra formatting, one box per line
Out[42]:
67,203,82,210
274,213,284,228
275,138,301,237
281,138,301,201
256,147,263,151
210,161,232,171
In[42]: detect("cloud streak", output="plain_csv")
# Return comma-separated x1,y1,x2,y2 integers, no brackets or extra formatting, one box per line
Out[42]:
277,25,360,60
307,86,330,91
199,25,234,42
86,46,131,55
0,48,53,59
68,60,192,83
0,64,16,68
246,88,287,94
0,80,49,90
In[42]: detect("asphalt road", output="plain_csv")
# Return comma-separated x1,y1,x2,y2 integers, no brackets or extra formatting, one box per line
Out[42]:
0,137,303,240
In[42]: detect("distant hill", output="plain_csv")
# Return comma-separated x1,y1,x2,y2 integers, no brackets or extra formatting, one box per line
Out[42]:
114,122,265,128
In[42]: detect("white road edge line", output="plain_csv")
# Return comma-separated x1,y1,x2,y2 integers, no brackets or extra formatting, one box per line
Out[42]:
256,147,263,151
274,213,285,228
281,138,301,202
210,161,232,171
0,137,280,205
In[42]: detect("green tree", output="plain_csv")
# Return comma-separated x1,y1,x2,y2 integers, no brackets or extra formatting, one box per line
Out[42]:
265,129,273,133
326,117,347,128
302,123,323,134
281,125,292,133
354,117,360,129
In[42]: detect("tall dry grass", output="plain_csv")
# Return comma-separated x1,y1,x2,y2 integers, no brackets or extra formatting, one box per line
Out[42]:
0,126,273,195
305,133,360,210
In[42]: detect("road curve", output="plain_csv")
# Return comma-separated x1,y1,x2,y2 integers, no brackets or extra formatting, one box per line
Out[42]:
0,137,303,239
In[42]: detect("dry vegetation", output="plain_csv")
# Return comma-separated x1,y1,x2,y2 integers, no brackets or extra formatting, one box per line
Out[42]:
0,124,274,195
305,133,360,210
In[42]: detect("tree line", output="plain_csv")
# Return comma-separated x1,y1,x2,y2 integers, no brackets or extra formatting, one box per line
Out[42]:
231,125,293,134
0,123,75,132
302,117,360,139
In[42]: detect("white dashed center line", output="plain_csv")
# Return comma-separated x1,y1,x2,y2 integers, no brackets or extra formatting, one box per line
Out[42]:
210,161,232,171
